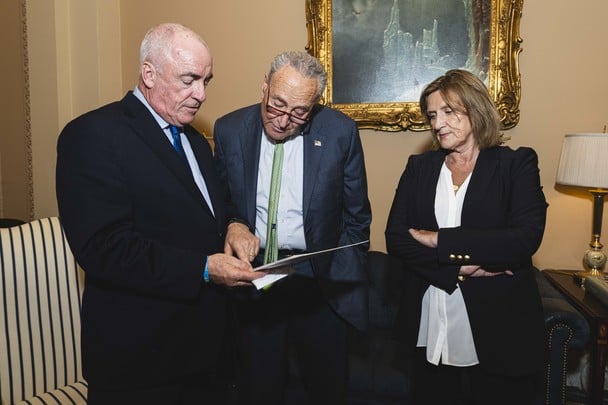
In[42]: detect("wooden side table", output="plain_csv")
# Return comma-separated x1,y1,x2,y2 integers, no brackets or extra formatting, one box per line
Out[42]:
543,269,608,405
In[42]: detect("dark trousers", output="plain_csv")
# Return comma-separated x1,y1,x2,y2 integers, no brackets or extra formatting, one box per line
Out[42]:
234,275,348,405
87,371,236,405
411,347,540,405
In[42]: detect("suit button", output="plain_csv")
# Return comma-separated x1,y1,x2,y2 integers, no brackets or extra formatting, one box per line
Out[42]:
464,255,470,261
457,255,463,260
449,254,456,261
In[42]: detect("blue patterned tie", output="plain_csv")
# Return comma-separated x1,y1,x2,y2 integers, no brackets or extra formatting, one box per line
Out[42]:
168,125,187,160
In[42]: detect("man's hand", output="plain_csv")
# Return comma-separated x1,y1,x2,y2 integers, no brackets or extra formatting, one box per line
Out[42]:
408,228,438,248
459,265,513,278
207,253,265,287
225,222,260,262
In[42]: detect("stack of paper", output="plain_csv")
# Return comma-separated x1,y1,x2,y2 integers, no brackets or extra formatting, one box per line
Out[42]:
252,240,369,290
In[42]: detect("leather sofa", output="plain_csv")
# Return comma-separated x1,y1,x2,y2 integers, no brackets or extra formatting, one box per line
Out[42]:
287,251,590,405
536,268,591,404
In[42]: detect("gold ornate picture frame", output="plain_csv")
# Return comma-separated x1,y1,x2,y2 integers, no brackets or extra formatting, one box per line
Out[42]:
305,0,523,132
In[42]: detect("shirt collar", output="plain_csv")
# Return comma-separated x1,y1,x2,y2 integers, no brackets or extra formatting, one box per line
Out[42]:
133,86,171,129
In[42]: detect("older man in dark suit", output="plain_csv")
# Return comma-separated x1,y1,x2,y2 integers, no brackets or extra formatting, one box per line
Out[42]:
213,51,371,404
56,23,261,405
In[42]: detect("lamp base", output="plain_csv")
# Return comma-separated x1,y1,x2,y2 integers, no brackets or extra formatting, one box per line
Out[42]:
583,246,607,278
582,268,604,279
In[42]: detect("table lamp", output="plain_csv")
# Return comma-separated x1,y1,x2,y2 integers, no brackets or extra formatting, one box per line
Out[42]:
555,133,608,277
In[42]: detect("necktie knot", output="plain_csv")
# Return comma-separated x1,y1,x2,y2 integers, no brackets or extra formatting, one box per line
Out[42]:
168,125,187,160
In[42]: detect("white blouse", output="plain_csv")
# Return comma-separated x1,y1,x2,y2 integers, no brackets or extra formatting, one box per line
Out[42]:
416,162,479,367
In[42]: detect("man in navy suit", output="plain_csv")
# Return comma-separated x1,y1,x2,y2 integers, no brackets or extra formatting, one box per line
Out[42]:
213,51,372,404
56,23,262,404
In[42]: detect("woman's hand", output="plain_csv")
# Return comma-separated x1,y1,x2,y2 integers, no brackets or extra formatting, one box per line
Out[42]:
408,228,437,248
459,265,513,278
408,228,438,248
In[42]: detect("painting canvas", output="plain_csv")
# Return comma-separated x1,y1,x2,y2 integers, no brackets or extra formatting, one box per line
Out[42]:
306,0,523,131
332,0,490,103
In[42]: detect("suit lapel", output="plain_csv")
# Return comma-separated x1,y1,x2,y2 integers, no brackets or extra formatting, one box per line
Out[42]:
123,94,214,214
302,131,327,217
423,152,445,229
462,148,499,224
184,130,220,219
241,113,263,225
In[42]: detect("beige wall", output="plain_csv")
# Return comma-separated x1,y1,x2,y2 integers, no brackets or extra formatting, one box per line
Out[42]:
24,0,122,219
18,0,608,271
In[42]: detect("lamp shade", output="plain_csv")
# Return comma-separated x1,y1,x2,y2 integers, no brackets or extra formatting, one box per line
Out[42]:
556,133,608,189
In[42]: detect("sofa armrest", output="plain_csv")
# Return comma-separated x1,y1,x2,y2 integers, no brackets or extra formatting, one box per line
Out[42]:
14,381,88,405
535,270,590,405
542,297,590,405
542,297,590,350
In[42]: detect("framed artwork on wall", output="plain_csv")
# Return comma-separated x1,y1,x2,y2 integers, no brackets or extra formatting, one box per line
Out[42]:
305,0,524,131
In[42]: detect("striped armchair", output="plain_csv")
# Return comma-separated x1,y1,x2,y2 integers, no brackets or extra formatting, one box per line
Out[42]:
0,217,87,404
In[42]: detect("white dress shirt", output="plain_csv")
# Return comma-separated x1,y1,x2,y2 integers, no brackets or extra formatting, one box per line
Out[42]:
255,130,306,250
416,162,479,366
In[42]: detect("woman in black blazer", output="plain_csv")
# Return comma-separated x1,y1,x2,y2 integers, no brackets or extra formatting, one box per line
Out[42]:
385,69,547,405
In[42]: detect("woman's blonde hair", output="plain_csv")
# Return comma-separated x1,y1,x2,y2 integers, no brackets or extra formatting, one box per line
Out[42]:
419,69,508,149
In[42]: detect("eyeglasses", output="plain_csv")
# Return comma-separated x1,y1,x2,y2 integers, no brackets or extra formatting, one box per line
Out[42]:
264,87,311,125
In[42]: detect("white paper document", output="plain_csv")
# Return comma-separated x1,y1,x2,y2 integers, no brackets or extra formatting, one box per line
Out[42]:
251,240,369,290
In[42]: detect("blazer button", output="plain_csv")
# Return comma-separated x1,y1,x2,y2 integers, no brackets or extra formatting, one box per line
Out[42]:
449,254,456,261
458,275,466,281
464,255,470,261
457,255,463,260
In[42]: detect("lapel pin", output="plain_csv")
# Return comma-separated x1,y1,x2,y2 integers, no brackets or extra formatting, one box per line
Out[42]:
314,140,322,147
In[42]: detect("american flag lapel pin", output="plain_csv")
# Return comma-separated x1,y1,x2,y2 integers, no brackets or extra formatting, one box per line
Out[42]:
314,140,322,147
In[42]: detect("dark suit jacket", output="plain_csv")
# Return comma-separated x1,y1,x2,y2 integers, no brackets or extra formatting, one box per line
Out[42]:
213,103,371,331
56,92,234,389
386,146,548,376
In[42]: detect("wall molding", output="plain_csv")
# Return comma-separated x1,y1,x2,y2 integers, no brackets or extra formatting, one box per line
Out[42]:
20,0,34,220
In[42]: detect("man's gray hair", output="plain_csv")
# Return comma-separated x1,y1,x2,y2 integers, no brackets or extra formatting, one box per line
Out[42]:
268,51,327,98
